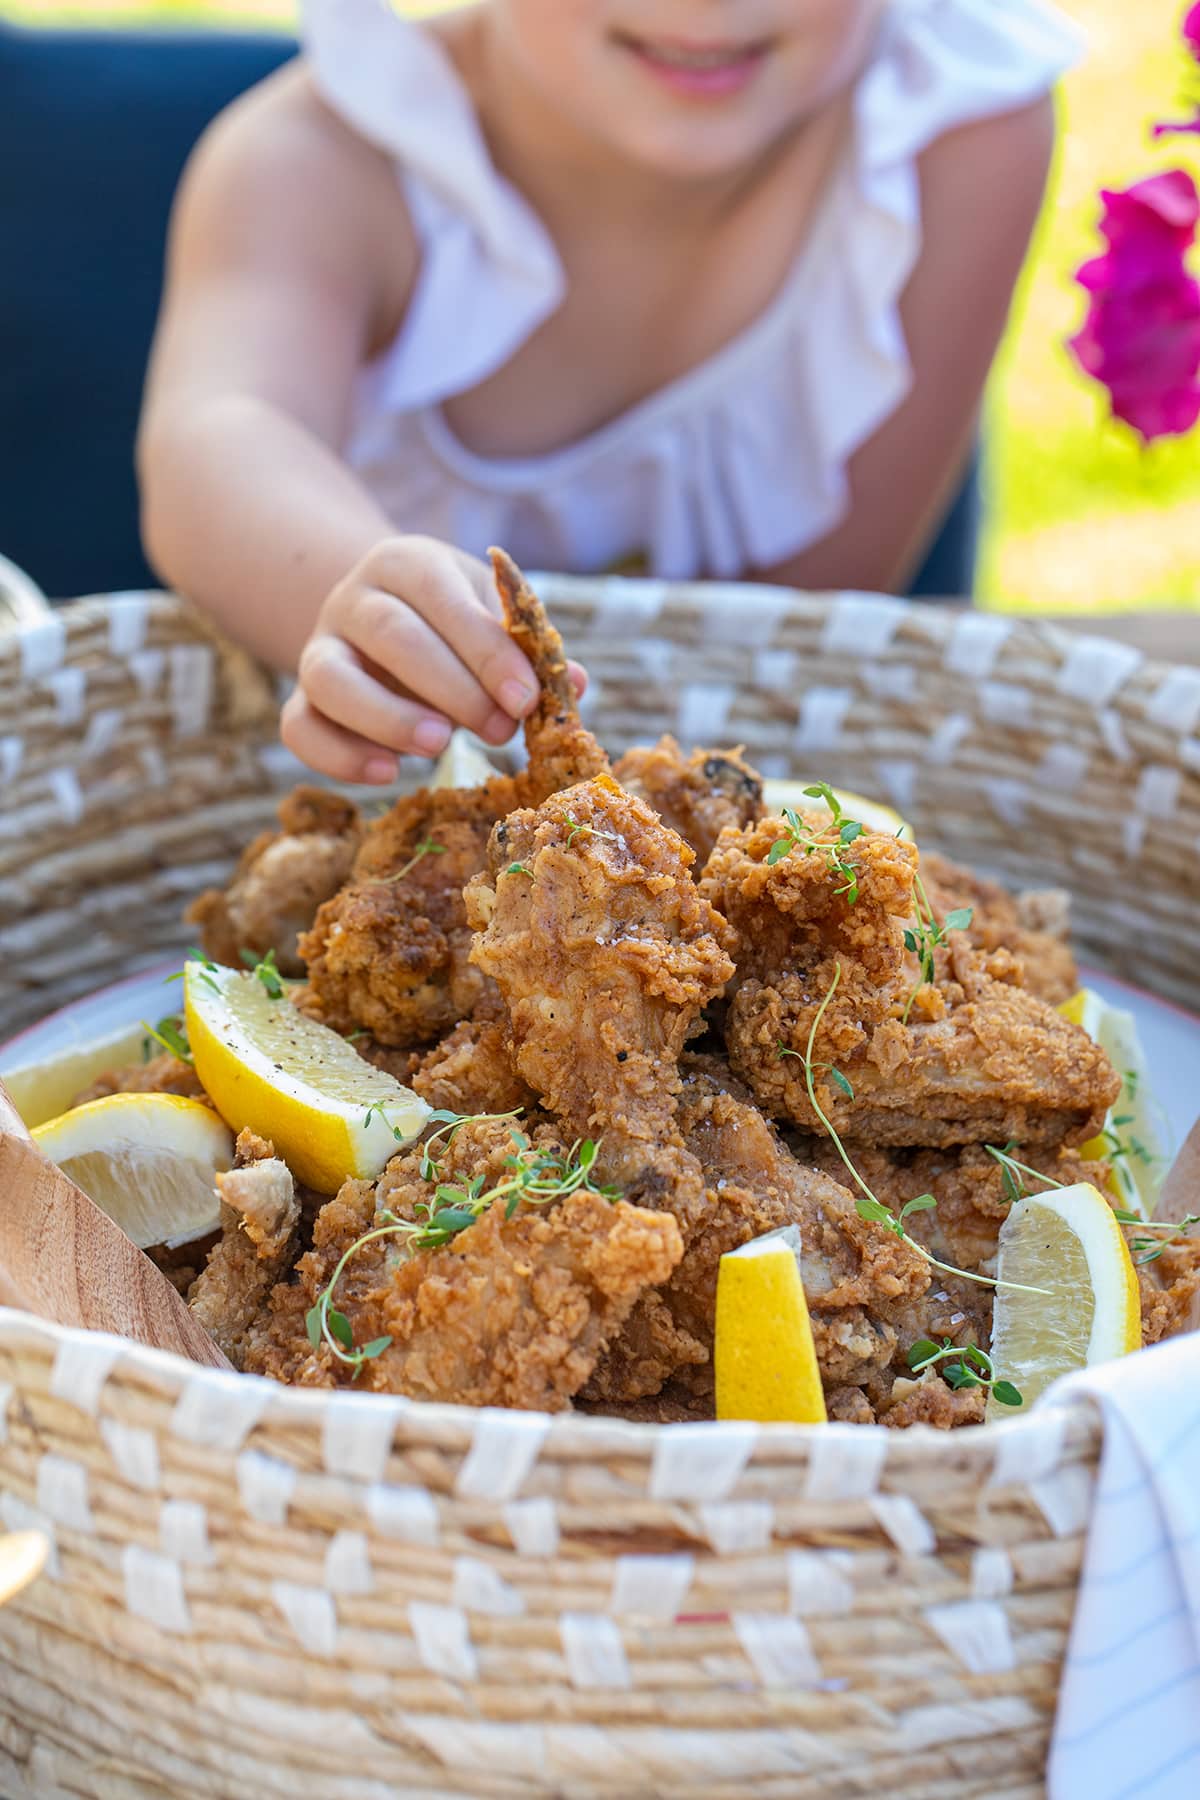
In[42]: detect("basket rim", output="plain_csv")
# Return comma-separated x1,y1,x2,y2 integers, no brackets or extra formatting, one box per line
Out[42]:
0,1304,1102,1478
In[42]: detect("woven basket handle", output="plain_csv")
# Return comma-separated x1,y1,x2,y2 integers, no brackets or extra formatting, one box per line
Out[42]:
0,1081,230,1369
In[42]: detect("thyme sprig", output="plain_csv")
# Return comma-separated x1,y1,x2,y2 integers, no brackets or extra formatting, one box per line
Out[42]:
1116,1213,1200,1265
140,1014,192,1065
796,966,1048,1297
371,837,446,886
765,784,864,903
907,1337,1022,1408
305,1124,621,1372
238,946,284,1000
984,1144,1065,1206
562,811,620,847
902,875,973,1023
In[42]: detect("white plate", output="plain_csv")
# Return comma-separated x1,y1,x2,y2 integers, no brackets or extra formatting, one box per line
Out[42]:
2,959,1197,1154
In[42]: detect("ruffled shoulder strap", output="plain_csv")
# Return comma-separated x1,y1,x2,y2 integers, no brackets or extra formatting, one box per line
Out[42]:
863,0,1083,163
300,0,564,406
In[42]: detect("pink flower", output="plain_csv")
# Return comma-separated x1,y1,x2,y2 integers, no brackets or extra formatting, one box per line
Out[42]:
1069,171,1200,442
1185,1,1200,61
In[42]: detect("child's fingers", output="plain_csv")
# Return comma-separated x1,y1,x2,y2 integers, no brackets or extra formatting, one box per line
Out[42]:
280,688,399,785
568,660,588,698
297,633,453,757
295,633,464,759
334,592,515,746
364,540,542,721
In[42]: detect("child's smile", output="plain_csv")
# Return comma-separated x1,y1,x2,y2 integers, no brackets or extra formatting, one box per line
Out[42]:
610,27,775,102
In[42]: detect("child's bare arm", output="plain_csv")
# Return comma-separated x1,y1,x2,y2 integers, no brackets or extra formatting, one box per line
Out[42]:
765,96,1057,598
138,69,543,780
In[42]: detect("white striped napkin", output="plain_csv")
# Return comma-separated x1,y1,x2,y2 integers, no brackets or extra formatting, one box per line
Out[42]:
1049,1333,1200,1800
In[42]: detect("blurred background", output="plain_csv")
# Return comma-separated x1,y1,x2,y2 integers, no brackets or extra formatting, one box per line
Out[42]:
3,0,1199,618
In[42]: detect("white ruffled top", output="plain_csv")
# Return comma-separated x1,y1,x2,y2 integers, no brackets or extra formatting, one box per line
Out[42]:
302,0,1079,579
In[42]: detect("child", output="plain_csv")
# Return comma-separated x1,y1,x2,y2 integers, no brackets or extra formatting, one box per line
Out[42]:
138,0,1078,784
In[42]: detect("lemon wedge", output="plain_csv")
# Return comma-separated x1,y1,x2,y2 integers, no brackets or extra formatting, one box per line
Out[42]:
988,1181,1141,1418
762,779,910,840
32,1092,233,1248
431,730,499,791
1058,988,1169,1219
1,1022,158,1131
715,1225,827,1424
0,1531,49,1607
184,961,428,1192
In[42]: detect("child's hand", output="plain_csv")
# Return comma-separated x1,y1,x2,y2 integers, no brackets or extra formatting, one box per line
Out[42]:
280,535,575,783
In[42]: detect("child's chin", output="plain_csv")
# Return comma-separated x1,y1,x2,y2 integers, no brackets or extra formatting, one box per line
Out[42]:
610,115,795,184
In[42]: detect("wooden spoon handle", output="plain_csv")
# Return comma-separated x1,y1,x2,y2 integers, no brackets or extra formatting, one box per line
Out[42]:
0,1082,30,1142
0,1080,230,1370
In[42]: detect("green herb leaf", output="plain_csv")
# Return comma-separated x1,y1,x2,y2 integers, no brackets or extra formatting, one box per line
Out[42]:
305,1305,323,1350
326,1308,354,1350
907,1338,941,1370
944,908,974,933
359,1336,393,1360
829,1068,855,1099
855,1197,894,1225
991,1381,1023,1408
900,1193,936,1221
765,838,792,866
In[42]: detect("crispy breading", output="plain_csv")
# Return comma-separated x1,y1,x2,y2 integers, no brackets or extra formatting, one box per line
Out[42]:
881,1372,987,1429
297,552,609,1047
614,736,764,868
922,849,1078,1006
465,772,734,1215
409,1003,537,1118
187,786,361,976
702,814,1120,1149
71,1050,206,1107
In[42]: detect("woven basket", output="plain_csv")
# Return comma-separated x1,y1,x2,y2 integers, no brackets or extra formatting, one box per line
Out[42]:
0,581,1196,1799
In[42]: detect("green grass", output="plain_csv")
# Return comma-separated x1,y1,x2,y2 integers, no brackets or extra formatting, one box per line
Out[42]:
6,0,1200,612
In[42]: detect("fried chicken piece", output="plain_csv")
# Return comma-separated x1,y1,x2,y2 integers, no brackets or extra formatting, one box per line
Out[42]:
187,787,361,977
189,1129,300,1367
242,1116,683,1408
702,814,1119,1149
72,1051,205,1106
298,551,609,1046
614,736,764,868
922,850,1078,1006
466,772,734,1213
465,772,737,1401
1139,1240,1200,1343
